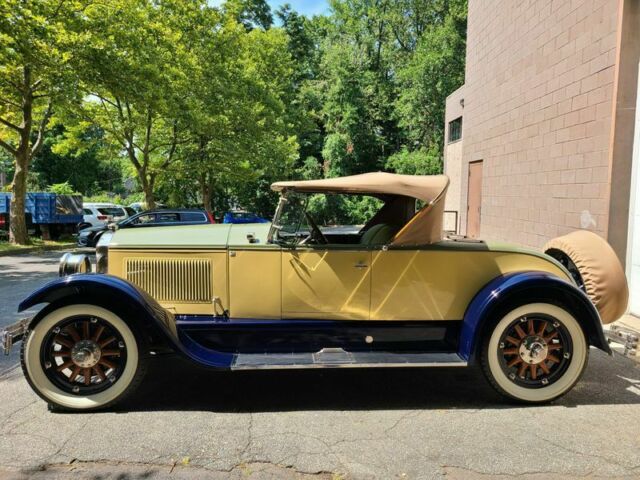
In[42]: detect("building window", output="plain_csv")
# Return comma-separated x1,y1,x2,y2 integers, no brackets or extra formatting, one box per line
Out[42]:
448,117,462,143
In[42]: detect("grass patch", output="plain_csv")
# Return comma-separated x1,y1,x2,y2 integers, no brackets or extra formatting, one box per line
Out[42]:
0,236,75,255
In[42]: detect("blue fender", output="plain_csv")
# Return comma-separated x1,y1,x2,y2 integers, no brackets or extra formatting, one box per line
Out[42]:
458,271,611,362
19,273,235,368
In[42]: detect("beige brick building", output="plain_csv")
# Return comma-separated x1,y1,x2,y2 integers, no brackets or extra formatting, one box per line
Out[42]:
444,0,639,314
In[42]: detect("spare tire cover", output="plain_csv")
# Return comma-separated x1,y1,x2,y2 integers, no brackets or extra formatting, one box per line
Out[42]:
544,230,628,324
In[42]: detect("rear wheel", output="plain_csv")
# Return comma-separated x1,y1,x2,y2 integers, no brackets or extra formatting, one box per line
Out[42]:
21,304,147,411
481,303,588,403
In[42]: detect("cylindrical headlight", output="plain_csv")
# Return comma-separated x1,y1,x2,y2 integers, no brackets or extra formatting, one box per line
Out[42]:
59,253,92,277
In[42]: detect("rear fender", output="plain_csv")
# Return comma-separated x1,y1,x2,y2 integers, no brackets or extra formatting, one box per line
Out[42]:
459,271,611,363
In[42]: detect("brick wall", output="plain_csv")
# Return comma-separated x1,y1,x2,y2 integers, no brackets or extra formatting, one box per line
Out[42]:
457,0,619,248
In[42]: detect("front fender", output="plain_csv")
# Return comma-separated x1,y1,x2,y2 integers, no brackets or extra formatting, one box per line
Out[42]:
19,273,235,368
459,271,611,363
20,273,178,351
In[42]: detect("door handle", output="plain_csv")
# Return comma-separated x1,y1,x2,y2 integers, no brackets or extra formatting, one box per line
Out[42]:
354,262,369,269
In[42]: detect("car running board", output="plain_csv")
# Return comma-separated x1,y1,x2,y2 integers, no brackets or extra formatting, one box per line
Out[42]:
231,348,467,370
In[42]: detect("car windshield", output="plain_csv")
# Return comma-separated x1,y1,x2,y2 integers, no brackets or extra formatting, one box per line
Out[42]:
98,207,124,216
271,192,385,246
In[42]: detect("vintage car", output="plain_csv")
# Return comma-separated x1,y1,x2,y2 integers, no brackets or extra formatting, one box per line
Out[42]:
0,172,630,411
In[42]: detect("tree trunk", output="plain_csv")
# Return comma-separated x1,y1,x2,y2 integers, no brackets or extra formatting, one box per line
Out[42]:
9,155,29,244
201,172,213,213
9,67,34,245
2,67,51,245
142,177,156,210
136,167,156,210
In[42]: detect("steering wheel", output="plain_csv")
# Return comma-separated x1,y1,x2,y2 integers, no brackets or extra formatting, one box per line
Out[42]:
303,211,328,245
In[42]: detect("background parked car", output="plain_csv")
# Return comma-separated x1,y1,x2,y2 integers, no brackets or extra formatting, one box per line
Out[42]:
223,211,269,224
79,203,129,230
77,209,214,247
128,202,167,214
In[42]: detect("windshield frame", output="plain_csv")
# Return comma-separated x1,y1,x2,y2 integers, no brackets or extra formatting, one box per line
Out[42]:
267,191,310,246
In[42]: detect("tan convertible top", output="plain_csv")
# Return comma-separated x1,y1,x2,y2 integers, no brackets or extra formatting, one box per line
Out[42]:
271,172,449,203
271,172,450,245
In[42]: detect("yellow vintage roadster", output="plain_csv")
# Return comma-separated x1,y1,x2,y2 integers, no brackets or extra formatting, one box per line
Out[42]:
1,172,629,411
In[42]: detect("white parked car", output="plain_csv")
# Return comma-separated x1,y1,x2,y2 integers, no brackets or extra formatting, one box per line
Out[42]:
80,203,129,229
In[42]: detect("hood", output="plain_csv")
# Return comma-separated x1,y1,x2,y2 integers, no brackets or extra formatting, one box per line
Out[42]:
109,223,273,249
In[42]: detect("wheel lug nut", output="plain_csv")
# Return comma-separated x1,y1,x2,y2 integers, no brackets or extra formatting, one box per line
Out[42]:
508,373,516,380
118,341,125,349
72,386,80,393
541,378,549,385
499,342,505,348
563,352,571,359
53,327,60,334
108,375,116,383
90,318,97,324
44,361,51,369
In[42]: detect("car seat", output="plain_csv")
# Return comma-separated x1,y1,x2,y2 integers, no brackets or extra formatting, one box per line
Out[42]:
359,223,399,245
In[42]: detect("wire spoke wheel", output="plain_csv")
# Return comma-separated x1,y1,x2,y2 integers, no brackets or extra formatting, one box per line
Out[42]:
498,314,572,388
40,315,128,396
482,303,588,404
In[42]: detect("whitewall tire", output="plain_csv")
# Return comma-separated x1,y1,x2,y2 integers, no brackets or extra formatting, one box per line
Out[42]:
481,303,588,403
21,304,146,411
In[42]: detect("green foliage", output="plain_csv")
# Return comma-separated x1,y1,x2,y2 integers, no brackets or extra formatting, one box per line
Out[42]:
0,0,85,136
47,181,78,195
386,146,442,176
83,192,139,206
296,156,323,180
32,126,124,196
306,194,383,226
1,0,467,222
224,0,273,31
395,4,467,147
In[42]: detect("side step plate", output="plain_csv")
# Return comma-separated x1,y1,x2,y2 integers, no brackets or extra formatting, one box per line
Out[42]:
231,348,467,370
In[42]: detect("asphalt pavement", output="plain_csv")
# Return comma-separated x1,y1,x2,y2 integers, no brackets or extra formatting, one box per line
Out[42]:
1,251,640,479
0,251,64,374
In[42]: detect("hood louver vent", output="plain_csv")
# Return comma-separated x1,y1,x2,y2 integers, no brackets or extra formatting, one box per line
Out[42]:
125,258,213,303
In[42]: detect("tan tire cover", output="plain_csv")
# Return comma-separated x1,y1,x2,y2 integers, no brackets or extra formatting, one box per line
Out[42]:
544,230,628,324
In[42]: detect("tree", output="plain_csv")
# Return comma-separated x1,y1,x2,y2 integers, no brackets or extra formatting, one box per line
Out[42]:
31,125,123,195
0,0,85,243
180,17,298,214
288,0,466,184
277,6,327,176
223,0,273,31
57,0,196,209
394,1,467,150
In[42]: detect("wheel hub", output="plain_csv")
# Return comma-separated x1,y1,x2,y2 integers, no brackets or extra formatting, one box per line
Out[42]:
499,315,572,386
518,336,548,364
70,340,102,368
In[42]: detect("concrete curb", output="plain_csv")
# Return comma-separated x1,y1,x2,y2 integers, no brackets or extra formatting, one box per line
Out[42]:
0,243,74,258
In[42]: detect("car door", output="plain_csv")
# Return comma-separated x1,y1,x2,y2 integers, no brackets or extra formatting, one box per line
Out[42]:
281,246,371,320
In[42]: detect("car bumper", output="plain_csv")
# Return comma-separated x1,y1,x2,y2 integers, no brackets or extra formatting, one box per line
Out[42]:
1,318,31,355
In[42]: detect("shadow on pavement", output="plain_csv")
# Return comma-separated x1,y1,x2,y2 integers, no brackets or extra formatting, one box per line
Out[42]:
109,349,640,414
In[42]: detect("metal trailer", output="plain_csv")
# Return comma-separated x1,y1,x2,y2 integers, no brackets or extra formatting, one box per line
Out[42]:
0,193,83,239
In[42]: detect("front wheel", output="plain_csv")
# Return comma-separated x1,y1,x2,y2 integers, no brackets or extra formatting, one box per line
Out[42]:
21,304,147,411
481,303,588,403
